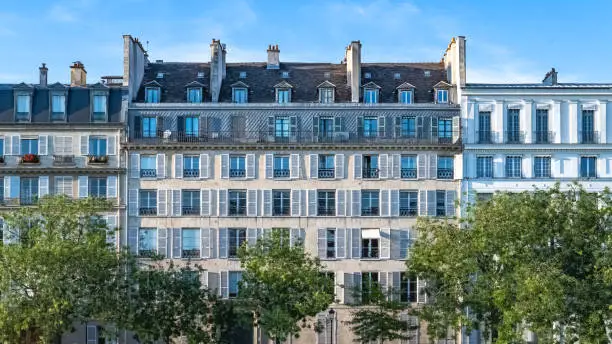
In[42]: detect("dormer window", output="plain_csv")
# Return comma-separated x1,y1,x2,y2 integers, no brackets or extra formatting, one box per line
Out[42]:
436,89,448,104
281,71,289,78
424,70,431,77
364,89,378,104
319,88,334,103
145,87,160,103
51,94,66,121
156,72,164,79
233,88,247,103
92,93,108,122
394,73,401,80
399,90,413,104
187,87,203,103
364,72,371,79
239,71,247,79
15,94,31,122
274,81,293,104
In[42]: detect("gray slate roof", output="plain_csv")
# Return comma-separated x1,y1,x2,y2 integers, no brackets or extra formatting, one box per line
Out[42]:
466,83,612,89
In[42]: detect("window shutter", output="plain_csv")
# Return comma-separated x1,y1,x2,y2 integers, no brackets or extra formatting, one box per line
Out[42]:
246,154,256,179
343,273,354,304
3,177,9,202
157,189,168,216
78,176,88,198
394,116,401,137
220,271,229,299
392,272,402,301
417,277,427,303
390,229,400,259
416,116,424,139
334,116,344,132
38,135,48,155
105,215,117,248
291,189,301,217
38,176,49,197
263,190,272,216
290,228,304,247
172,228,182,258
156,153,165,179
290,116,298,138
431,117,438,140
3,136,9,156
354,154,363,179
9,134,19,156
218,189,228,216
247,228,259,247
308,189,317,216
130,153,140,179
247,189,258,216
357,116,364,137
310,154,319,179
381,228,391,259
316,313,327,344
312,115,319,138
127,227,138,254
390,189,399,216
427,190,436,216
218,228,228,258
335,190,346,216
107,176,117,199
267,116,274,136
417,154,427,179
174,154,183,179
86,325,97,344
317,228,327,258
351,190,361,217
445,190,456,217
380,189,390,217
353,272,362,304
428,154,438,180
221,154,229,179
158,228,168,257
336,228,346,258
206,271,220,295
290,154,300,179
392,154,401,179
401,229,412,259
200,153,210,179
379,154,389,179
418,190,427,216
80,135,88,155
128,189,138,216
351,228,361,258
172,189,181,216
265,153,273,179
335,154,345,179
378,115,386,137
107,136,116,156
452,116,460,143
378,270,388,294
201,189,211,216
201,228,211,258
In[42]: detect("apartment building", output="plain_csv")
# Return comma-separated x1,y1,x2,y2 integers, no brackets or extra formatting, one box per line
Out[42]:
121,35,465,344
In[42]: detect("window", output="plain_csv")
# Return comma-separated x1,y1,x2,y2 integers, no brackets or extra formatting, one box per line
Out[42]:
51,94,66,120
364,89,378,104
582,110,595,143
139,190,157,215
318,155,335,178
281,71,289,78
437,156,454,179
228,228,247,258
229,271,243,298
477,193,493,203
318,117,334,140
400,272,418,303
436,89,448,103
507,109,521,143
183,155,200,178
138,228,157,257
197,72,205,78
20,138,38,155
476,157,493,178
273,156,290,178
0,138,3,158
401,116,416,137
362,236,379,259
361,272,379,304
424,70,431,77
187,88,202,103
140,155,156,178
364,72,372,79
228,190,247,216
92,95,107,121
361,190,380,216
319,88,334,103
277,89,290,103
478,112,491,143
181,228,200,258
394,73,401,80
182,190,200,216
363,155,379,179
273,190,291,216
183,116,199,137
20,177,38,205
326,229,336,259
362,116,378,137
399,90,412,104
399,191,418,216
156,72,164,79
145,87,160,103
233,88,247,103
535,109,549,143
401,156,417,179
275,116,290,138
580,156,597,178
436,190,447,216
230,156,246,178
438,118,453,143
89,177,107,198
239,71,247,79
53,136,72,156
142,117,157,138
506,156,522,178
534,157,551,178
54,176,73,197
16,95,30,117
317,190,335,216
88,137,107,157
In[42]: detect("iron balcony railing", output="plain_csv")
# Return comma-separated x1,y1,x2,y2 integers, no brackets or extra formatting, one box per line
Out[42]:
229,206,247,216
318,168,335,179
273,169,290,178
476,130,493,144
401,168,417,179
317,207,336,216
580,131,599,144
399,207,418,216
139,207,157,216
138,249,157,258
52,155,75,166
182,206,200,216
183,169,199,178
361,248,379,259
273,206,290,216
140,169,156,178
363,168,379,179
229,169,246,178
361,207,380,216
437,168,454,179
533,131,554,144
3,196,37,206
505,130,525,144
182,249,200,259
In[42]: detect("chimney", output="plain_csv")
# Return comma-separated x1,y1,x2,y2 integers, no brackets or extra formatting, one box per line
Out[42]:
345,41,361,103
39,63,48,87
266,44,280,69
209,39,226,103
542,68,558,85
222,43,227,79
70,61,87,86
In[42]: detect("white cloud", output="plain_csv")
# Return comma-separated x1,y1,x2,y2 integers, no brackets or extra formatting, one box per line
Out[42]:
466,40,543,83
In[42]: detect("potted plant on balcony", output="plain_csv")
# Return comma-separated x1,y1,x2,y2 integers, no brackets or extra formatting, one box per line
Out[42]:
20,154,40,164
88,155,109,164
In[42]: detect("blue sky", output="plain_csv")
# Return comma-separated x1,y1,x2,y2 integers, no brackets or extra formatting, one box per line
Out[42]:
1,0,610,84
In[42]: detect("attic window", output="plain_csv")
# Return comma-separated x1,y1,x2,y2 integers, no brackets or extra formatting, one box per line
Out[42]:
156,72,164,79
364,72,371,79
239,71,247,79
424,70,431,77
281,71,289,78
197,72,205,78
324,72,331,79
394,73,401,80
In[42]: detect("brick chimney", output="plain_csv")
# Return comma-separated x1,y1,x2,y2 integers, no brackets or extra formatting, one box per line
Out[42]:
345,41,361,103
542,68,558,85
267,44,280,69
70,61,87,86
39,63,48,87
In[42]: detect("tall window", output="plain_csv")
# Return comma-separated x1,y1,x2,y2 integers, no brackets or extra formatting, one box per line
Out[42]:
277,89,290,103
400,272,418,303
399,90,412,104
183,155,200,178
582,110,595,143
272,190,290,216
92,95,107,121
401,117,416,137
187,88,202,103
139,190,157,215
361,190,380,216
228,271,243,298
361,272,379,304
182,190,200,216
228,190,247,216
317,190,335,216
363,155,379,179
145,87,160,103
318,155,335,178
16,95,30,116
476,156,493,178
138,228,157,257
20,138,38,155
142,117,157,138
275,117,290,138
362,235,380,259
580,156,597,178
399,191,418,216
437,157,454,179
228,228,247,258
436,89,448,103
364,89,378,104
534,157,551,178
273,155,290,178
89,137,107,157
184,116,199,137
506,156,522,178
326,229,336,259
139,155,156,177
478,111,491,143
362,117,378,137
401,155,417,179
20,177,38,205
233,88,247,103
436,190,447,216
318,117,334,140
507,109,521,143
230,156,246,178
89,177,107,197
181,228,200,258
51,94,66,120
438,119,453,143
319,88,334,103
54,176,73,197
535,109,549,143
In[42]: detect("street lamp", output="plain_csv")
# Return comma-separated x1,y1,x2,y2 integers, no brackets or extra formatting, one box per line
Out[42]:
328,308,336,344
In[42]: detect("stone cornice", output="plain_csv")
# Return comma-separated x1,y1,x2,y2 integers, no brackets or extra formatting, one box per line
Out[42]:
129,102,460,112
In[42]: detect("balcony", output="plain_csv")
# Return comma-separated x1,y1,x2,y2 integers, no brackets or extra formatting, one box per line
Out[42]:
580,131,599,144
229,206,247,216
505,131,525,144
361,207,379,216
317,207,336,216
139,207,157,216
19,196,37,206
476,130,492,144
183,169,199,178
401,168,417,179
362,168,379,179
52,155,75,166
273,169,290,178
437,168,454,179
140,169,156,178
361,248,379,259
2,197,36,206
138,249,157,258
399,207,417,216
182,249,201,259
87,155,109,165
533,131,554,144
273,206,290,216
19,154,40,164
182,206,200,216
230,169,246,178
318,168,335,179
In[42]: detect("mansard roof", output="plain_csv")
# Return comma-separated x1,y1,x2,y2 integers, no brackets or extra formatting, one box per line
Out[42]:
396,82,416,89
316,80,336,88
230,81,250,88
273,80,293,89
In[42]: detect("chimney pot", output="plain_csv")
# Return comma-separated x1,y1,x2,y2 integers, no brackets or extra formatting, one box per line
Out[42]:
267,44,280,69
542,67,558,85
39,63,48,87
70,61,87,86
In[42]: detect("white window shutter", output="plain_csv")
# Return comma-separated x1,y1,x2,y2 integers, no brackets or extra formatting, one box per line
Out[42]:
247,189,258,216
130,153,140,179
400,229,411,259
221,154,229,179
128,189,138,216
38,135,48,155
291,189,301,216
86,325,97,344
38,176,49,197
392,154,401,179
265,153,273,179
247,228,258,247
417,277,427,303
3,136,10,156
427,190,436,216
127,227,138,254
381,228,391,259
218,228,228,258
156,153,165,179
390,229,400,259
351,228,361,258
246,153,256,179
378,270,388,294
263,190,272,216
201,228,211,258
174,154,183,179
336,228,346,258
172,189,181,216
290,153,300,179
218,189,228,216
158,189,168,216
336,190,346,216
3,177,9,202
351,190,361,217
379,154,389,179
429,154,438,180
107,136,116,156
343,273,353,304
317,228,327,258
172,228,182,258
78,176,88,198
104,215,117,248
390,189,399,216
418,190,427,216
80,135,89,155
158,228,168,257
310,154,319,179
206,271,220,295
220,270,229,299
201,189,211,216
445,190,456,217
335,153,345,179
380,189,390,217
200,153,210,179
354,154,362,179
106,176,117,199
308,189,317,216
417,154,427,179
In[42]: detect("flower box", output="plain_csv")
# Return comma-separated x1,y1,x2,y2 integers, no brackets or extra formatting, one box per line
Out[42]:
88,155,109,164
20,154,40,164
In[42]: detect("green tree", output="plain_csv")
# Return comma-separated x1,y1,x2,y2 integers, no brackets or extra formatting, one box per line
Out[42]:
407,185,612,343
238,229,334,344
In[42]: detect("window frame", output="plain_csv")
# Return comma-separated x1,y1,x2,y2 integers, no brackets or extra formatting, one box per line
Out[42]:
273,155,290,178
51,93,67,121
228,190,247,216
317,190,336,216
361,190,380,216
436,89,449,104
229,156,246,178
88,177,107,198
232,88,248,103
476,156,493,178
272,190,291,216
505,156,522,178
399,90,413,104
580,156,597,178
186,87,203,103
319,87,334,103
181,228,200,258
228,228,247,258
183,155,200,178
88,136,108,157
145,87,161,103
276,88,291,103
363,88,378,104
534,156,551,178
15,93,32,122
138,228,158,257
92,93,108,122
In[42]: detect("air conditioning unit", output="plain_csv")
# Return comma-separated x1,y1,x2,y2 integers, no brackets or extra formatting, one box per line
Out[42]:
210,132,219,139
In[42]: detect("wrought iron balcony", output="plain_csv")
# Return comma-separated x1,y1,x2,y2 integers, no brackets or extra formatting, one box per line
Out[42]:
580,131,599,144
53,155,75,166
399,207,417,216
401,168,417,179
139,207,157,216
140,169,157,178
476,130,493,144
4,196,37,206
182,206,200,216
505,131,525,144
87,155,109,164
317,207,336,216
273,169,290,178
318,168,335,179
229,169,246,178
437,168,454,179
533,130,554,144
273,206,290,216
138,249,157,258
183,169,199,178
182,249,200,259
362,168,379,179
361,207,380,216
361,248,379,259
